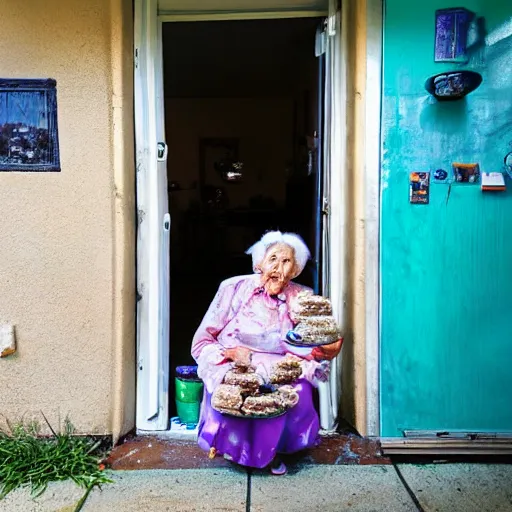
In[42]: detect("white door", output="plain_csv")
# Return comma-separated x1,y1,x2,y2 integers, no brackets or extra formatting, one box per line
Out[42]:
319,7,345,432
135,0,170,431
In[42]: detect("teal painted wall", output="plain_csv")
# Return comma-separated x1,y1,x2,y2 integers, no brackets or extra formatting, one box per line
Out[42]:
380,0,512,436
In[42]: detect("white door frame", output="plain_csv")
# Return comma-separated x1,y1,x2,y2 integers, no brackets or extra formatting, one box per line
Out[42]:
135,0,170,432
159,11,327,22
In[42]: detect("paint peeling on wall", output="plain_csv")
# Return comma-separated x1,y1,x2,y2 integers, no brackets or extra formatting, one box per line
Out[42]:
0,324,16,357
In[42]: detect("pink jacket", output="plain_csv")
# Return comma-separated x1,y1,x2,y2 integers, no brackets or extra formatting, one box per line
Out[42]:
191,274,327,392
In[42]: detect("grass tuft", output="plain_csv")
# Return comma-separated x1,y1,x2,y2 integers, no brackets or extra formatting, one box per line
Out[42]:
0,416,112,501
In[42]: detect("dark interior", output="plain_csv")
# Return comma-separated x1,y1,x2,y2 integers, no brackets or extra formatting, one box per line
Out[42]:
163,18,322,417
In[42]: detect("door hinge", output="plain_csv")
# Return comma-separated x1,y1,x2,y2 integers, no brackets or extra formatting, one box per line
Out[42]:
134,48,139,69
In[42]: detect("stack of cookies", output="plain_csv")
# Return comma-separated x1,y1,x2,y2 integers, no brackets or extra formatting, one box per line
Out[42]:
270,356,302,384
211,359,301,417
289,291,341,345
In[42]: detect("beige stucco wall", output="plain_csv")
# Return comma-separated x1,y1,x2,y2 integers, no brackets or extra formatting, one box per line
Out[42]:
339,0,371,436
0,0,135,437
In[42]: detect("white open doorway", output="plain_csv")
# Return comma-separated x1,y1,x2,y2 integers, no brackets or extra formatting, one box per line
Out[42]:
135,0,346,435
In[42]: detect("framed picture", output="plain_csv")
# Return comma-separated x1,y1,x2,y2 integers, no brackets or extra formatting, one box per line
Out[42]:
198,137,239,206
0,78,60,172
434,8,475,63
409,172,430,204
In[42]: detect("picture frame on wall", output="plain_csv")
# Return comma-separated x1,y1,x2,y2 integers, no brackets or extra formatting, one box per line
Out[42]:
409,172,430,204
452,162,480,183
198,137,239,208
434,8,475,63
0,78,60,172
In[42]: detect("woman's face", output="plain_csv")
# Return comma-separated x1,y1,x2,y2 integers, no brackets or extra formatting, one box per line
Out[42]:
257,243,297,295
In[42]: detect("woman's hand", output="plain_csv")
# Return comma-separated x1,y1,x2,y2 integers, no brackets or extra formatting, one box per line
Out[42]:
223,346,253,366
311,338,343,361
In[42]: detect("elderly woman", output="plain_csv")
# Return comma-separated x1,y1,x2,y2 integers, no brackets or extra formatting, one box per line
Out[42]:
191,231,341,475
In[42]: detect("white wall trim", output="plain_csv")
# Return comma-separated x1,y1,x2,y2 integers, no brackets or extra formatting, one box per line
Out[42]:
159,10,327,22
364,0,383,438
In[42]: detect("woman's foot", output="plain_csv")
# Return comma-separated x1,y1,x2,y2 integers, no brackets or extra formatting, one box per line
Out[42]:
270,458,287,476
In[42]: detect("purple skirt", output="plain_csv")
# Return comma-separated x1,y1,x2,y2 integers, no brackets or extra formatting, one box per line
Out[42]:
197,379,320,469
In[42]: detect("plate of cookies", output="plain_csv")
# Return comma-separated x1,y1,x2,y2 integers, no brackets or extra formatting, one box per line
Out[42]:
211,358,301,419
285,291,342,348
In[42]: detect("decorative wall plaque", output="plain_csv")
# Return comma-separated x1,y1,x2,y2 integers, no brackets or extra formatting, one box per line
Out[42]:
425,70,483,101
452,163,480,184
434,8,475,63
0,79,60,172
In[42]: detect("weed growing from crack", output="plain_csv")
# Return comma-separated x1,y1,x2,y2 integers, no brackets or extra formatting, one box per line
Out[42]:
0,414,112,502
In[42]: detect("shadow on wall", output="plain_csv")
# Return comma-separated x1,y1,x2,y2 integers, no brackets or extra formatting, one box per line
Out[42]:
483,29,512,137
420,98,469,133
339,326,356,432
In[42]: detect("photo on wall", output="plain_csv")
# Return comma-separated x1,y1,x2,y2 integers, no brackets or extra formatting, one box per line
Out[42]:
0,78,60,172
434,7,475,63
452,163,480,183
409,172,430,204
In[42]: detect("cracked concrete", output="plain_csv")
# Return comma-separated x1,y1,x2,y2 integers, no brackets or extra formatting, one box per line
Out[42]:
396,463,512,512
1,464,512,511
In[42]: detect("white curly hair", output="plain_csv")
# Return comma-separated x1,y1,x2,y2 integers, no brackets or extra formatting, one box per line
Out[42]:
245,231,311,279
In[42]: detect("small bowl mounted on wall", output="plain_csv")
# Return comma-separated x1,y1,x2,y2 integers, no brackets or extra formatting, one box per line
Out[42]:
425,70,482,101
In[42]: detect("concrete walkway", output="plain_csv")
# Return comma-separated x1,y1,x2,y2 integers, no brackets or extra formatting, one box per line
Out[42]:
1,464,512,512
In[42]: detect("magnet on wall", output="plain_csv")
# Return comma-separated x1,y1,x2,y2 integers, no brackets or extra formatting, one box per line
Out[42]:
452,163,480,184
409,172,430,204
433,168,450,184
481,172,506,191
